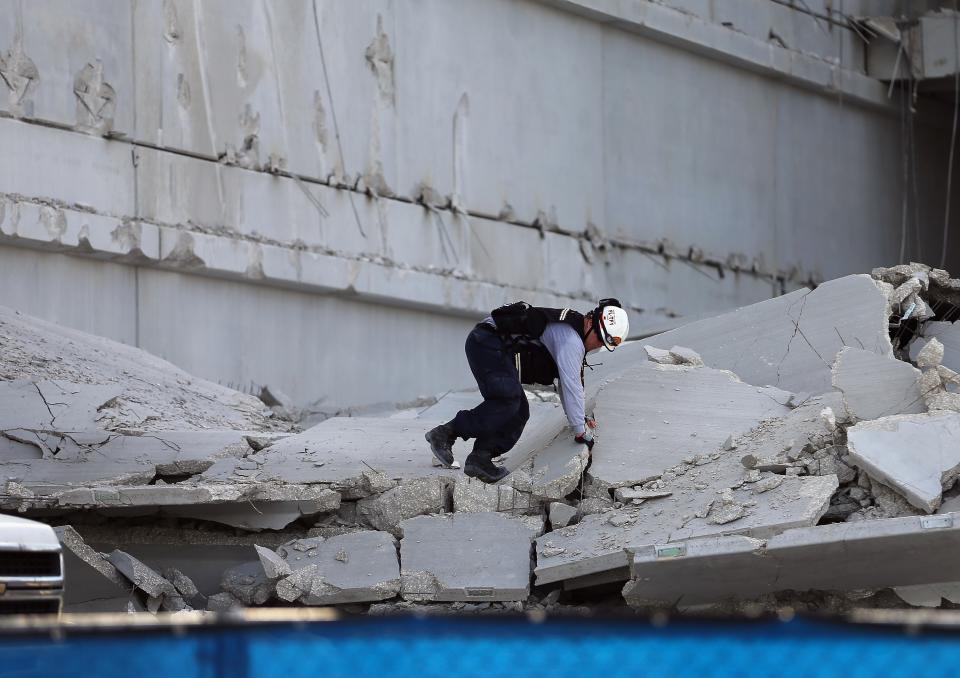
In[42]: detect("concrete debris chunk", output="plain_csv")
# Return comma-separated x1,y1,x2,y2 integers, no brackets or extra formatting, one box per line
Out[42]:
162,567,201,603
644,275,891,396
516,435,590,501
549,502,578,529
453,476,537,514
400,513,538,602
275,531,399,604
910,321,960,373
255,544,292,579
55,526,126,587
668,346,703,366
622,512,960,607
357,476,449,533
831,347,925,421
108,549,177,599
221,561,273,606
643,345,676,365
614,488,673,503
917,338,945,368
207,592,242,611
847,412,960,513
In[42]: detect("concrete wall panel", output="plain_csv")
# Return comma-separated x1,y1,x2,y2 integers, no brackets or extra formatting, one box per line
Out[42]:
0,248,137,344
135,268,476,407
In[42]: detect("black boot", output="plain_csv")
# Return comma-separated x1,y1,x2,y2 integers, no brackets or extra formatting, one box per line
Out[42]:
425,422,457,467
464,452,510,484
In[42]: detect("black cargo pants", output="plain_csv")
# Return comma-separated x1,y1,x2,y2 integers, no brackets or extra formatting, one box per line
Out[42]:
451,324,530,460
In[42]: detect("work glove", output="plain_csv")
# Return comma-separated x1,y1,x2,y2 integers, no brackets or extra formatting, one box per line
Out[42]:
575,425,595,451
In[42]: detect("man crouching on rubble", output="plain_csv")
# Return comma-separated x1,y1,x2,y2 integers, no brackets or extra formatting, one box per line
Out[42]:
425,299,630,483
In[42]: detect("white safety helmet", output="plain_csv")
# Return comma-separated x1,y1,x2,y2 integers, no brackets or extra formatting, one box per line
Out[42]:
593,299,629,351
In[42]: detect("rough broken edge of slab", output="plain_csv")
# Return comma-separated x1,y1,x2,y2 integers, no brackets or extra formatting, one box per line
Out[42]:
621,512,960,607
399,568,529,603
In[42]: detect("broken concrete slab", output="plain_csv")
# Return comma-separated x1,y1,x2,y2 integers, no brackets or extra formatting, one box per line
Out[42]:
357,476,450,533
831,347,925,421
0,379,121,433
163,567,202,605
514,435,589,501
0,304,282,432
535,454,837,587
622,512,960,607
847,412,960,513
55,525,138,612
108,549,178,600
894,582,960,608
168,496,339,531
400,513,537,602
644,275,892,395
200,418,459,499
587,362,791,491
274,531,400,605
452,475,538,514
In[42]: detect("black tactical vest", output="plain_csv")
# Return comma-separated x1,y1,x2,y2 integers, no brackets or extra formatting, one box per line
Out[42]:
490,302,585,386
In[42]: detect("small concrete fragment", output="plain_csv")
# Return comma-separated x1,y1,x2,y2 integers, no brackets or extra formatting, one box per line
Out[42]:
917,338,945,369
162,567,201,603
846,412,960,512
668,346,703,366
831,347,925,421
255,544,291,579
911,322,960,373
275,531,400,604
400,513,538,602
549,502,578,529
206,592,242,611
221,561,273,606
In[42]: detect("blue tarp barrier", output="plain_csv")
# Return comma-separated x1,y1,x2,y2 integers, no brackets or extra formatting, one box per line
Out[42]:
0,615,958,678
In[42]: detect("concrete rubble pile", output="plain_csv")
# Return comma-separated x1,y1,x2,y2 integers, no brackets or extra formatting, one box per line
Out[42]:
3,267,960,614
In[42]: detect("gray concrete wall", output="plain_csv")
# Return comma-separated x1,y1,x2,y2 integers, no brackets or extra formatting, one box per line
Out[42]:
0,0,952,409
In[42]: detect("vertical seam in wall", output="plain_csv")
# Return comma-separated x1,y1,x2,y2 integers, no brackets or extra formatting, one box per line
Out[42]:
131,0,141,348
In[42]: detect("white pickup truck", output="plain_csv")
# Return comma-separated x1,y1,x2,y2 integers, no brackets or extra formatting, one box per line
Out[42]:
0,514,64,615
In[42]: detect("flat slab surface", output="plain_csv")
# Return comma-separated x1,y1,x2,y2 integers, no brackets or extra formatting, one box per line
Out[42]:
0,380,120,433
832,347,924,421
589,363,791,489
847,412,960,512
624,512,960,606
644,275,891,395
276,531,400,604
400,512,538,602
200,418,460,493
